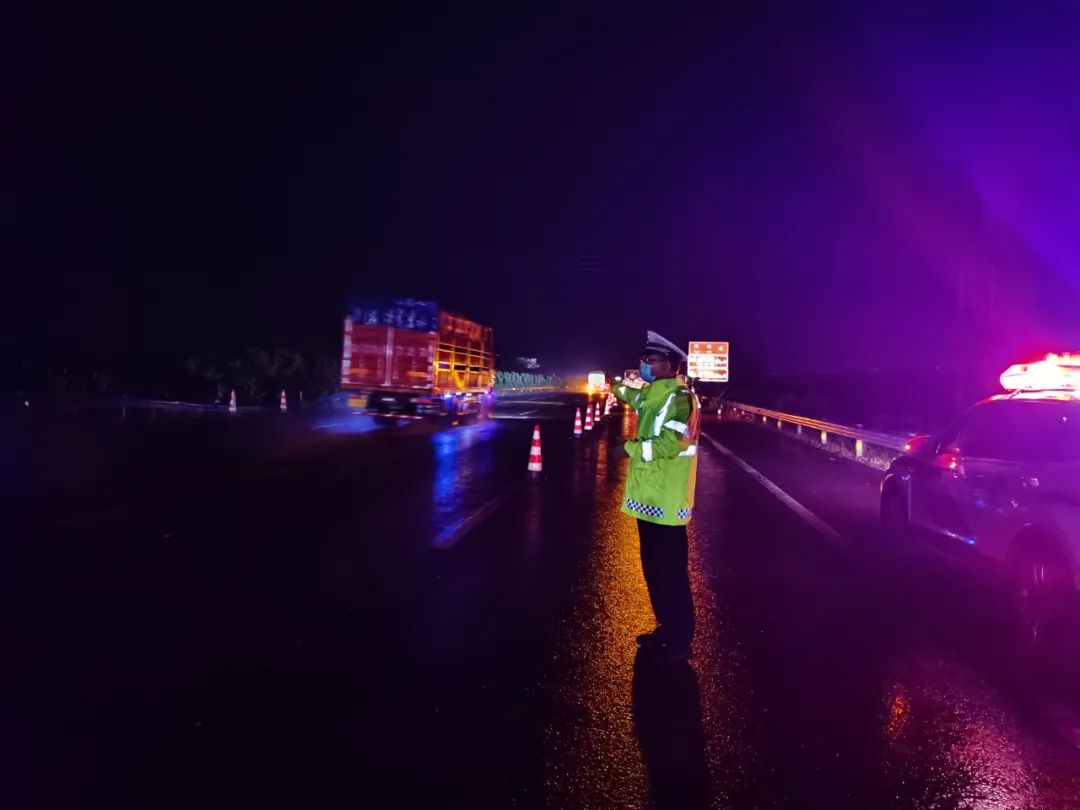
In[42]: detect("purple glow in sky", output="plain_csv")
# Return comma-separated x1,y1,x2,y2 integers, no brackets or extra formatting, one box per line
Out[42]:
728,6,1080,379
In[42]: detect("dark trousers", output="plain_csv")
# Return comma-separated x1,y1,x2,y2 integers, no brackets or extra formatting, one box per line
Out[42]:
637,519,695,645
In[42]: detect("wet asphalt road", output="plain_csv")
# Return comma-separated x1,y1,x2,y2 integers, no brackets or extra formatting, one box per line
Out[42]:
7,396,1080,808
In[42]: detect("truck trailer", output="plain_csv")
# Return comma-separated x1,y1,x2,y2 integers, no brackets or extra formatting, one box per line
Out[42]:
340,299,494,417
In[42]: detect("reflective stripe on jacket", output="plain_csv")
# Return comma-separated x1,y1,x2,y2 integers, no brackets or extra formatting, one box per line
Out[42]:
612,377,699,526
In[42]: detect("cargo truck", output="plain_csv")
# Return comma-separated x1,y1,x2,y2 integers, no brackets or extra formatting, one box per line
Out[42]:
340,299,495,417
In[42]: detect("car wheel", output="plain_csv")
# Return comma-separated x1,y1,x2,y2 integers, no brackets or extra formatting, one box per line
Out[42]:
1011,541,1070,662
880,488,909,544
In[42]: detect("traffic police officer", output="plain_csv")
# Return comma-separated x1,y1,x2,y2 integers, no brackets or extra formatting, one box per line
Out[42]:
611,331,699,662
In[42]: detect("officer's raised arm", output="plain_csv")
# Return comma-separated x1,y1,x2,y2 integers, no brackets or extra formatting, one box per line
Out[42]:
612,370,646,411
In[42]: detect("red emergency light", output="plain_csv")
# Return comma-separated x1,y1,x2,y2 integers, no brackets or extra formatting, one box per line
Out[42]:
1000,352,1080,393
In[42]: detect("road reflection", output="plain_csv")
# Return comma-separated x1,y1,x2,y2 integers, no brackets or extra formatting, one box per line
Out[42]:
542,422,654,807
686,449,753,806
542,416,747,808
311,413,397,434
430,423,495,548
879,654,1080,808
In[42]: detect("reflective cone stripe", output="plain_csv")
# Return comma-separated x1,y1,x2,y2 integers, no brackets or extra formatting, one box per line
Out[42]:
528,425,543,472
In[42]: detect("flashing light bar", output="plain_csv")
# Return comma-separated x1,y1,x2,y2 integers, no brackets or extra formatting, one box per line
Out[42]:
1000,352,1080,392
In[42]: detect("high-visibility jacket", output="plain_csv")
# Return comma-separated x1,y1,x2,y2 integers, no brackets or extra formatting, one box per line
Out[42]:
611,376,699,526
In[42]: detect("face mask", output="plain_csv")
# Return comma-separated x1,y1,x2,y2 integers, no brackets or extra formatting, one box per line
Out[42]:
639,360,657,383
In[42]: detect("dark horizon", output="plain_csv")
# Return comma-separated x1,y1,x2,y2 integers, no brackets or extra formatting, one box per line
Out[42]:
11,4,1080,385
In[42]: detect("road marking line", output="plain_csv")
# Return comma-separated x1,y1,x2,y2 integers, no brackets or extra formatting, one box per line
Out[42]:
700,432,845,546
519,410,539,416
433,481,525,550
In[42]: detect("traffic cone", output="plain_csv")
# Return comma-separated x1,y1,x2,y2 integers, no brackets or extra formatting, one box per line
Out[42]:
279,389,287,413
527,425,543,473
595,401,602,422
584,406,594,431
229,389,237,414
604,396,612,417
573,407,583,437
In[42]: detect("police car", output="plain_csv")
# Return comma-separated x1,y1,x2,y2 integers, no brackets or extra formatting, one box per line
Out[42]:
880,353,1080,654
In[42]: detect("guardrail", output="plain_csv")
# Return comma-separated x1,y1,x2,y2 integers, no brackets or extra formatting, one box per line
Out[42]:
47,396,314,419
721,401,911,465
110,397,227,412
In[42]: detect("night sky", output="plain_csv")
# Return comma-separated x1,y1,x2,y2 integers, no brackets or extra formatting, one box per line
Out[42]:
10,4,1080,379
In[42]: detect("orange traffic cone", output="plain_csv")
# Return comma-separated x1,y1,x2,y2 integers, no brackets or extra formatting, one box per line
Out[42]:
573,407,583,437
229,389,237,414
527,425,543,473
279,389,288,413
595,401,602,422
584,405,594,431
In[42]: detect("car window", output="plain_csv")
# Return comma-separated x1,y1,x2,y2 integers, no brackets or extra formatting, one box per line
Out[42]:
955,401,1080,462
1032,406,1080,462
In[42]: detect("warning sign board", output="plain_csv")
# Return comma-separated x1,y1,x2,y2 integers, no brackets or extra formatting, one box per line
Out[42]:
687,341,729,382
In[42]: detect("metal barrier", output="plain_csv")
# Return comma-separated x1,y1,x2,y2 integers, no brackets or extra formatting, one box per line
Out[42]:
721,401,910,454
76,396,279,417
109,397,224,412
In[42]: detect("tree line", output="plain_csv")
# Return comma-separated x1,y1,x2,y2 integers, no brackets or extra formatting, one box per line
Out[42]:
185,349,340,405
